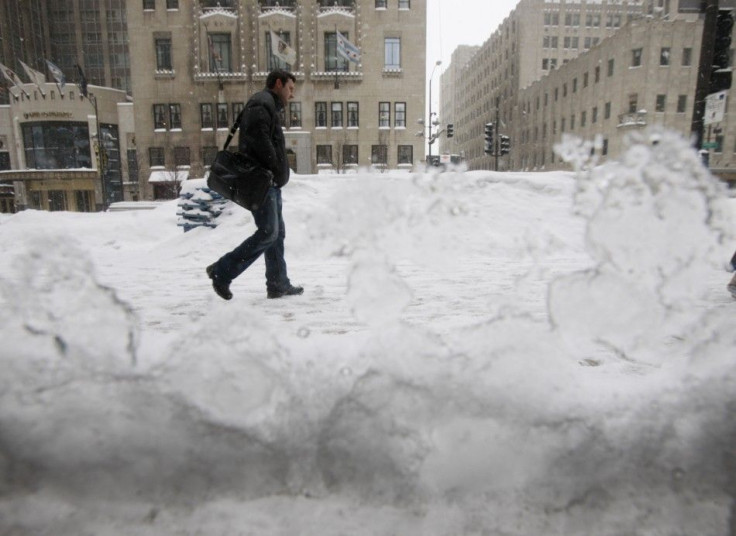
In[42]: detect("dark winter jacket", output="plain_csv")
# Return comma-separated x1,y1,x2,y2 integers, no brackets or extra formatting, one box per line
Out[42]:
238,89,289,188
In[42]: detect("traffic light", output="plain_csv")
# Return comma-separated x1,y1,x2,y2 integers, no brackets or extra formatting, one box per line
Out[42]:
484,122,494,155
499,134,511,155
446,123,454,138
710,8,734,94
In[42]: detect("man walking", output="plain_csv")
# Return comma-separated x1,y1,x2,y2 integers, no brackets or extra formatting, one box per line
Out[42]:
206,70,303,301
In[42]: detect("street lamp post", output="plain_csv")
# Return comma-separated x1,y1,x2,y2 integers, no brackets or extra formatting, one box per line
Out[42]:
88,92,108,211
427,60,442,159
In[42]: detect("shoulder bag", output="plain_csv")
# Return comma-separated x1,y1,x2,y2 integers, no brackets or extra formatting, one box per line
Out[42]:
207,109,273,211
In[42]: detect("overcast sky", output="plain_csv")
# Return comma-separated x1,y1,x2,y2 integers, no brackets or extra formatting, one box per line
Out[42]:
425,0,519,114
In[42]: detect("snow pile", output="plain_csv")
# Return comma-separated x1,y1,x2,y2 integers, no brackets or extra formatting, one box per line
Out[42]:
552,130,733,364
0,131,735,535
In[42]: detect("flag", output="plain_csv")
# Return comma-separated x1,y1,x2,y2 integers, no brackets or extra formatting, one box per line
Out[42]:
76,64,88,97
45,59,66,91
336,31,361,64
19,59,46,95
270,31,297,66
0,61,30,97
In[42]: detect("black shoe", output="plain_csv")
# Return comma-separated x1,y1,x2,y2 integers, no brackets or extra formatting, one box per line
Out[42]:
206,264,233,300
267,285,304,299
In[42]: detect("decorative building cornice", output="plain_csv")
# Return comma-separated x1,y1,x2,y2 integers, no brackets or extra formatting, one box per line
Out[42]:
317,6,355,18
200,6,237,20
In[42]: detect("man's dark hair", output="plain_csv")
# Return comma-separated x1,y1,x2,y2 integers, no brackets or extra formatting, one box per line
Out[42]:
266,69,296,89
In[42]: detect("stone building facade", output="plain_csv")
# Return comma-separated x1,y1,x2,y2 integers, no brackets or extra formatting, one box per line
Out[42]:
439,0,654,169
127,0,426,200
516,16,705,171
0,85,133,211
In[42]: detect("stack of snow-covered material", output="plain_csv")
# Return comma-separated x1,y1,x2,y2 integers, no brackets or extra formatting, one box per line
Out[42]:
176,178,226,231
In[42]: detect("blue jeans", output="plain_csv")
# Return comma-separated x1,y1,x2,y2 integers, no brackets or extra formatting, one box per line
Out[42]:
214,187,290,292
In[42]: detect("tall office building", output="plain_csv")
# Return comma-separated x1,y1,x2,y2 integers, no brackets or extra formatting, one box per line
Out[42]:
48,0,132,94
440,0,649,168
126,0,426,199
0,1,49,105
440,0,736,173
0,0,131,101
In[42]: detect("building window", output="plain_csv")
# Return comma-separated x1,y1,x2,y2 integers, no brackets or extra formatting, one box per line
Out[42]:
49,191,66,212
200,103,213,129
153,104,167,129
376,0,387,7
232,102,244,120
22,122,91,169
347,101,359,127
155,38,172,70
682,47,692,66
266,31,292,71
543,36,558,49
371,145,388,165
202,146,218,167
573,77,577,92
677,95,688,113
169,104,181,129
166,0,178,8
395,102,406,127
715,134,724,153
660,47,671,66
143,0,155,9
149,147,165,166
607,58,614,77
343,144,358,165
315,102,327,127
317,145,332,165
605,101,611,119
595,66,600,82
127,150,139,182
581,110,586,127
632,48,642,67
331,102,343,127
399,0,410,8
544,12,559,26
379,102,390,127
628,94,638,113
75,190,93,212
384,37,401,69
602,139,608,156
398,145,413,164
216,103,228,128
289,102,302,128
174,146,190,166
656,94,666,112
209,33,232,72
592,106,598,123
325,32,349,72
583,72,589,87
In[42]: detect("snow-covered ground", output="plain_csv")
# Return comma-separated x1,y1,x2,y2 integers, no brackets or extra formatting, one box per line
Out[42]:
1,131,735,535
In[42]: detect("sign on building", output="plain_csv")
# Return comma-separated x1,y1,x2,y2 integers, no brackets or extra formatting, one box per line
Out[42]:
705,91,728,125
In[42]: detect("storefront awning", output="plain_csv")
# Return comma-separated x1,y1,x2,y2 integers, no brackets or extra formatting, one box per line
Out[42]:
148,170,189,183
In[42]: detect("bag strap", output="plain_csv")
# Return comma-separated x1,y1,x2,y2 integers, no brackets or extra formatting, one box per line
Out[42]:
222,108,246,151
